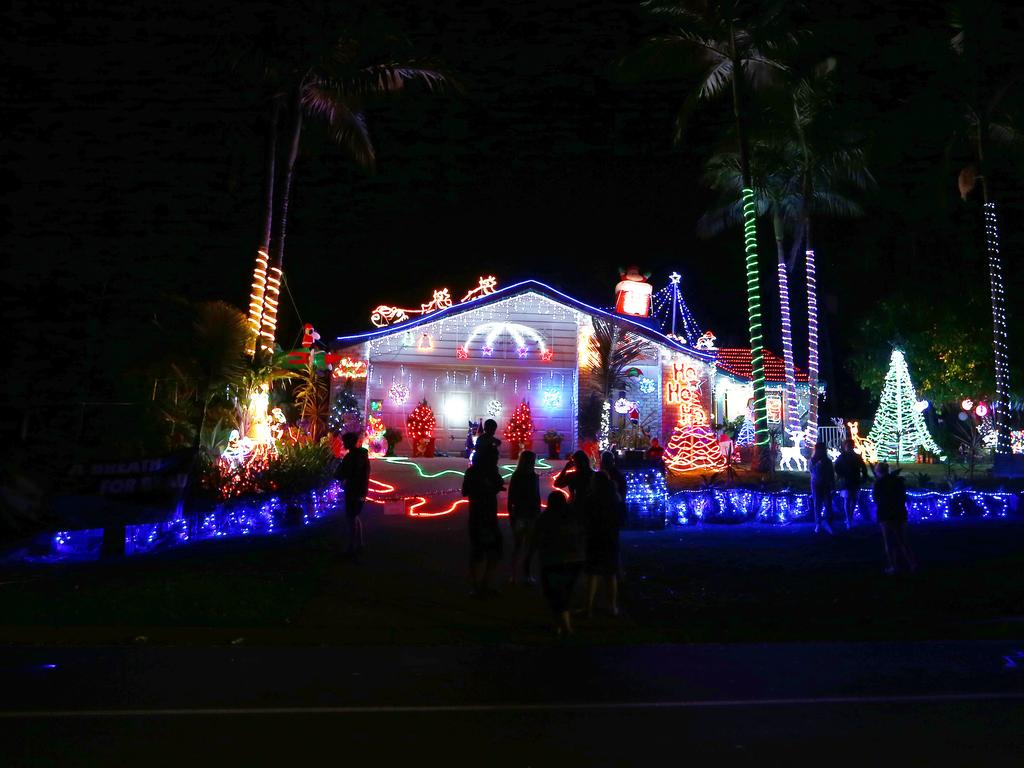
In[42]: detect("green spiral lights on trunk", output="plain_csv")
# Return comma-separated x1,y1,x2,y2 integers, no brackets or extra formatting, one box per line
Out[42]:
742,188,769,451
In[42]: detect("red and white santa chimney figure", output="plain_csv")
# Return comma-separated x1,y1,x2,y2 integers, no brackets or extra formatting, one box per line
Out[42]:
614,265,653,317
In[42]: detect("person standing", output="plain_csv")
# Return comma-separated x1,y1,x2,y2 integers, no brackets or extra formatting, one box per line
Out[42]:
584,471,625,617
554,450,595,505
873,463,917,575
810,441,836,534
475,418,501,457
335,431,370,555
507,450,541,584
461,445,505,597
535,491,586,636
834,439,869,528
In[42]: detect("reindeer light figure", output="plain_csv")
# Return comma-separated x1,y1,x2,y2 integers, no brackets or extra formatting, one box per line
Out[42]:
778,427,810,471
847,421,878,464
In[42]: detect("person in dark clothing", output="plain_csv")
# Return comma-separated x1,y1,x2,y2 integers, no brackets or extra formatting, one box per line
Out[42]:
585,470,625,617
554,450,594,505
810,441,836,534
507,449,541,584
474,418,501,458
599,451,628,503
873,462,917,575
645,438,664,463
461,445,505,597
335,431,370,555
834,439,869,529
535,491,586,635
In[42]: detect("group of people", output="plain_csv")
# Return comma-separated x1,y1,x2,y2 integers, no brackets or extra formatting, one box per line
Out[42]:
461,419,628,635
810,439,917,575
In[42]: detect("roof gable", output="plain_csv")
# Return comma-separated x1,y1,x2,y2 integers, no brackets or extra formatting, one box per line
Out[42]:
333,279,716,361
715,347,810,383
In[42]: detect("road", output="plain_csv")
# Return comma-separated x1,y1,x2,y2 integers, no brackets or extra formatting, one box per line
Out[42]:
3,640,1023,765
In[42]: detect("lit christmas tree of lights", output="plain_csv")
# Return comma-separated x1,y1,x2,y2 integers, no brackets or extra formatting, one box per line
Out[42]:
406,399,437,457
504,400,534,456
651,271,702,346
328,382,362,434
866,349,945,463
664,362,726,473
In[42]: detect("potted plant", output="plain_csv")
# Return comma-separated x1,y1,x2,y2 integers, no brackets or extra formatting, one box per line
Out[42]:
384,428,403,457
543,430,563,459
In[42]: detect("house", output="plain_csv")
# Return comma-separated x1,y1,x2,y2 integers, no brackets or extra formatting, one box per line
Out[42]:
711,347,820,432
329,278,722,466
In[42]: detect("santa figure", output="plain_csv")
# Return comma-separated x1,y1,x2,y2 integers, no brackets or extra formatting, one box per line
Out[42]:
614,265,653,317
301,323,320,349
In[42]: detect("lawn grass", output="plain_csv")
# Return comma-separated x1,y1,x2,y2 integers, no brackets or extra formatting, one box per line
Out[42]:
1,508,1021,647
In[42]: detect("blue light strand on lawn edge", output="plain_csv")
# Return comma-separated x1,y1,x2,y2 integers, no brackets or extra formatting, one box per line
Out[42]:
742,188,769,449
984,202,1012,454
670,487,1016,525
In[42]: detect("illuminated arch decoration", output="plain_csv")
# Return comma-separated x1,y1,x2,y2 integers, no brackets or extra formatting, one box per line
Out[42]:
369,276,499,328
664,362,726,474
462,322,549,360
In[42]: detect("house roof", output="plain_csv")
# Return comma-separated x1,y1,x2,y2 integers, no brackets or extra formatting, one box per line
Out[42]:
715,347,810,383
333,279,717,362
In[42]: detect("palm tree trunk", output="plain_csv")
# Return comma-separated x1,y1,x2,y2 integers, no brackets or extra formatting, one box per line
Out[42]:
730,27,770,471
977,129,1012,454
773,213,799,445
804,217,820,447
246,99,281,358
258,90,304,354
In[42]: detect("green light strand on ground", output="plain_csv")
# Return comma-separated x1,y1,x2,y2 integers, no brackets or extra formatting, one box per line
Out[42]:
383,456,553,481
742,187,769,448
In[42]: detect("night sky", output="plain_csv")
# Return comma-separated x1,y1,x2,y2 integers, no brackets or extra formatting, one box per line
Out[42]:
4,0,1022,419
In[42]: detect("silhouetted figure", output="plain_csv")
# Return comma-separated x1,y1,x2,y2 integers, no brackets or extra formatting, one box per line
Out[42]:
600,451,628,502
810,441,836,534
645,438,664,463
507,449,541,584
834,439,869,528
535,491,586,636
554,450,594,505
585,470,626,617
475,418,501,458
335,432,370,555
461,445,505,597
873,462,917,575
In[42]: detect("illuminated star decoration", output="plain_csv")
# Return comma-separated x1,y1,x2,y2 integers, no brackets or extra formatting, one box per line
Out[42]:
540,349,554,362
669,271,681,285
456,346,469,360
517,346,528,359
482,345,494,357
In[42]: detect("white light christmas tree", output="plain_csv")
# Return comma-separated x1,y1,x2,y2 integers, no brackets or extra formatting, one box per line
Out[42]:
866,349,945,463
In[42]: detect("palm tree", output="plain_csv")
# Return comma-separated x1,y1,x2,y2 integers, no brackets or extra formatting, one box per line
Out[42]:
627,0,799,470
587,318,650,448
948,0,1020,454
698,141,802,444
788,60,874,445
292,356,329,442
239,12,457,357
